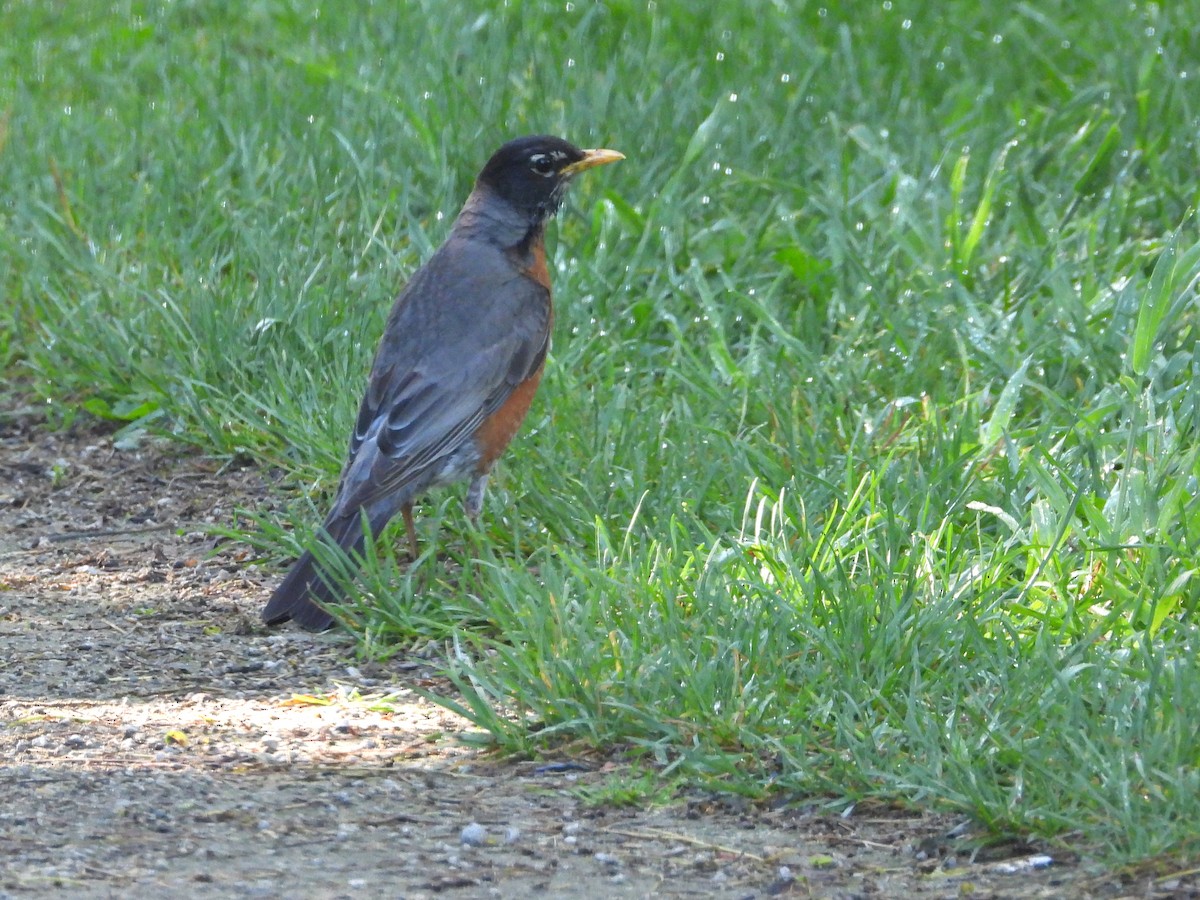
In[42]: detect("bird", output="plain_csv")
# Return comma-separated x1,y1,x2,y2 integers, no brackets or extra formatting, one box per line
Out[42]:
262,135,624,630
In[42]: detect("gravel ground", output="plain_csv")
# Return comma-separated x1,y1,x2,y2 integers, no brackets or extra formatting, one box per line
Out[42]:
0,408,1189,898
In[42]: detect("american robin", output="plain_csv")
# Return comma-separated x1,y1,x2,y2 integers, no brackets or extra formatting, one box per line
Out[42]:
262,135,623,630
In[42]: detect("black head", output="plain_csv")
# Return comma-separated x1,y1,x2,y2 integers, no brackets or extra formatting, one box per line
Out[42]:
475,135,623,221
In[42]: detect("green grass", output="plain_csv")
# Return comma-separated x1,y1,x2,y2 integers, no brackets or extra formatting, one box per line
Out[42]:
4,0,1200,864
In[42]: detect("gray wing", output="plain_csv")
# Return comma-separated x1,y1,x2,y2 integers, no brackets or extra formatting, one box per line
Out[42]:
330,238,550,517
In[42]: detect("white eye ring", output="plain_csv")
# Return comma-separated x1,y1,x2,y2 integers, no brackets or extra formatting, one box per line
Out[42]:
529,154,556,177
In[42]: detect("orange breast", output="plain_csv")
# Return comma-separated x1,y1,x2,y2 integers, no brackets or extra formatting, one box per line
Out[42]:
521,236,552,290
473,234,552,472
474,365,545,471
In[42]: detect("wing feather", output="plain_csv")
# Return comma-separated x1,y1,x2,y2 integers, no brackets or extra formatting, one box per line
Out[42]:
330,237,550,517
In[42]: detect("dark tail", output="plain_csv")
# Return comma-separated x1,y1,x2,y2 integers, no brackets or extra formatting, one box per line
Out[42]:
261,509,383,630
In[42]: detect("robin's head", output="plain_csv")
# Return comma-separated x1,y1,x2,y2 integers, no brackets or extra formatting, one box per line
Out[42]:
476,135,624,222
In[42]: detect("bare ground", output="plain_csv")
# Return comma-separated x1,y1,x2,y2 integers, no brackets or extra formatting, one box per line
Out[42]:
0,408,1190,899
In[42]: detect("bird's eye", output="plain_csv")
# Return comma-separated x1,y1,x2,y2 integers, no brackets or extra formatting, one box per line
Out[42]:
529,154,556,177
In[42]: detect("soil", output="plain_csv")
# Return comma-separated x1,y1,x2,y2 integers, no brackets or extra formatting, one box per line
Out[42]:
0,406,1191,899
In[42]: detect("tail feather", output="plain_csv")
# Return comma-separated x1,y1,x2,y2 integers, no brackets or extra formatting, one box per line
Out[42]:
262,510,381,630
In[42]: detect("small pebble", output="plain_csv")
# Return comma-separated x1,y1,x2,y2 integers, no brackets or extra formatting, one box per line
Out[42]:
991,854,1053,875
460,822,488,846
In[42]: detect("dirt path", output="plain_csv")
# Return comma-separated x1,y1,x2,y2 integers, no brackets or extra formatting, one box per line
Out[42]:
0,410,1173,898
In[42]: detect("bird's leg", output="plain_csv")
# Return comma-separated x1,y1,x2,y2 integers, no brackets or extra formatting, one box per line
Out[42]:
464,473,489,522
401,503,419,560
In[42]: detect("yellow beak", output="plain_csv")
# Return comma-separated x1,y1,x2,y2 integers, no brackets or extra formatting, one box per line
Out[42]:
561,148,625,175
